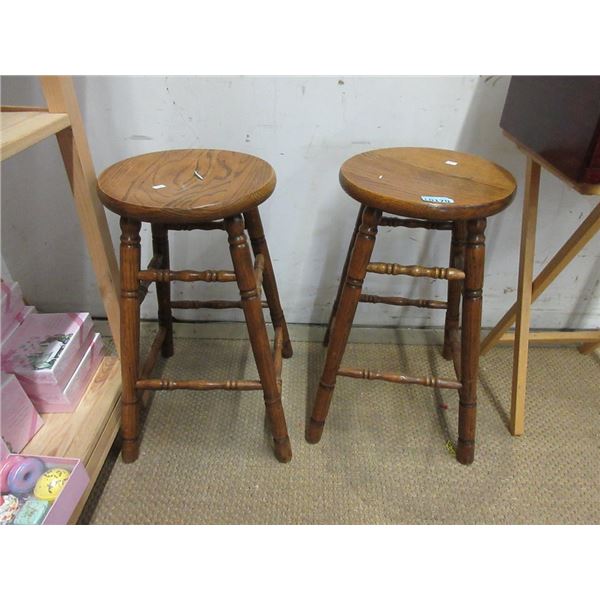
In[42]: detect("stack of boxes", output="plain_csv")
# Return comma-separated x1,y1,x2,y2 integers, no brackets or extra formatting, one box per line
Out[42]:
0,277,104,452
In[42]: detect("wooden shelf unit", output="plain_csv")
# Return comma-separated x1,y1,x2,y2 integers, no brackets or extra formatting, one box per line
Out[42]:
1,78,122,524
1,110,70,160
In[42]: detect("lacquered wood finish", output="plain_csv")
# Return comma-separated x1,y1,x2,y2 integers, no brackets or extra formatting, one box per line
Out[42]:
311,147,515,464
225,215,292,463
97,149,276,223
306,206,381,443
339,147,516,220
103,150,292,464
243,208,293,358
456,219,486,465
151,224,173,357
119,217,142,463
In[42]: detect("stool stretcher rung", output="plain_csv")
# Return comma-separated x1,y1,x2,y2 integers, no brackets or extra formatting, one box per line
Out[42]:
138,254,163,303
170,300,268,310
337,367,462,390
359,293,448,310
166,221,226,231
366,262,465,281
136,378,263,391
138,268,237,283
379,216,453,230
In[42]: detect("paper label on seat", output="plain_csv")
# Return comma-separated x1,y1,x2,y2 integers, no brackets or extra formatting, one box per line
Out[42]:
421,195,455,204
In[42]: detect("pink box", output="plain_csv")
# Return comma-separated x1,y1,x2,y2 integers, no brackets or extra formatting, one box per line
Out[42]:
1,454,89,525
1,373,44,453
33,333,104,413
2,305,37,344
1,313,93,409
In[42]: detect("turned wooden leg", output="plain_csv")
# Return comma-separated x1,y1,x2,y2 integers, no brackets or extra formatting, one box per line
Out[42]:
225,215,292,463
324,204,366,346
151,223,174,358
119,217,142,463
307,206,381,443
243,208,293,359
443,221,467,360
457,218,486,465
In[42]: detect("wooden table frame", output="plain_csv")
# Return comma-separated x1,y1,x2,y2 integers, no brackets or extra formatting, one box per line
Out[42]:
480,132,600,435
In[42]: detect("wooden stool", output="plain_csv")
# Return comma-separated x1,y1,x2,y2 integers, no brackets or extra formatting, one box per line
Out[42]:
97,149,293,464
306,148,517,464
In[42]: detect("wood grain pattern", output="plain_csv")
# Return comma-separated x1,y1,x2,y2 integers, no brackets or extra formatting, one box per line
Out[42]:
0,110,70,160
97,149,276,223
339,147,516,220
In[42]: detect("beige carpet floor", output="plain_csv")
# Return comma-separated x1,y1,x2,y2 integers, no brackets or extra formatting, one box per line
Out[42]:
80,333,599,524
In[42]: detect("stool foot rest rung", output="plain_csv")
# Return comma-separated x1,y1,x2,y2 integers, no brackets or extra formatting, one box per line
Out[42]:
366,262,465,280
379,216,454,230
166,221,226,231
138,268,237,283
360,293,448,310
337,367,462,390
170,300,269,310
136,378,264,391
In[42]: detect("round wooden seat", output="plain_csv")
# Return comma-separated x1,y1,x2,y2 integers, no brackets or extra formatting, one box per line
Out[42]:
339,147,517,220
97,149,276,223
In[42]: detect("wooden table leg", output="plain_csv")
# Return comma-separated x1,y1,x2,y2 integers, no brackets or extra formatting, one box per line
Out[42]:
509,158,541,436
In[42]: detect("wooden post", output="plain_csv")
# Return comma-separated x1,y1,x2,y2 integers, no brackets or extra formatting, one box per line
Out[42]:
225,215,292,463
443,221,467,360
151,224,174,357
119,218,141,463
509,158,541,436
40,76,121,352
457,218,486,465
307,206,381,444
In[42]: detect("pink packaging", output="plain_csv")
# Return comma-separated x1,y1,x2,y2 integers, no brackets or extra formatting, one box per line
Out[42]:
2,305,37,344
1,373,44,453
33,333,104,413
0,313,93,408
1,454,89,525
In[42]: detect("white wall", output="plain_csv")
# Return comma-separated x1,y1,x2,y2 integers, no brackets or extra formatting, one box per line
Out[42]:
1,76,598,329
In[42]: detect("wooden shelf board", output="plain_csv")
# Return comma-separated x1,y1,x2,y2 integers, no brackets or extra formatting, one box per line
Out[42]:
1,110,70,161
24,356,121,462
